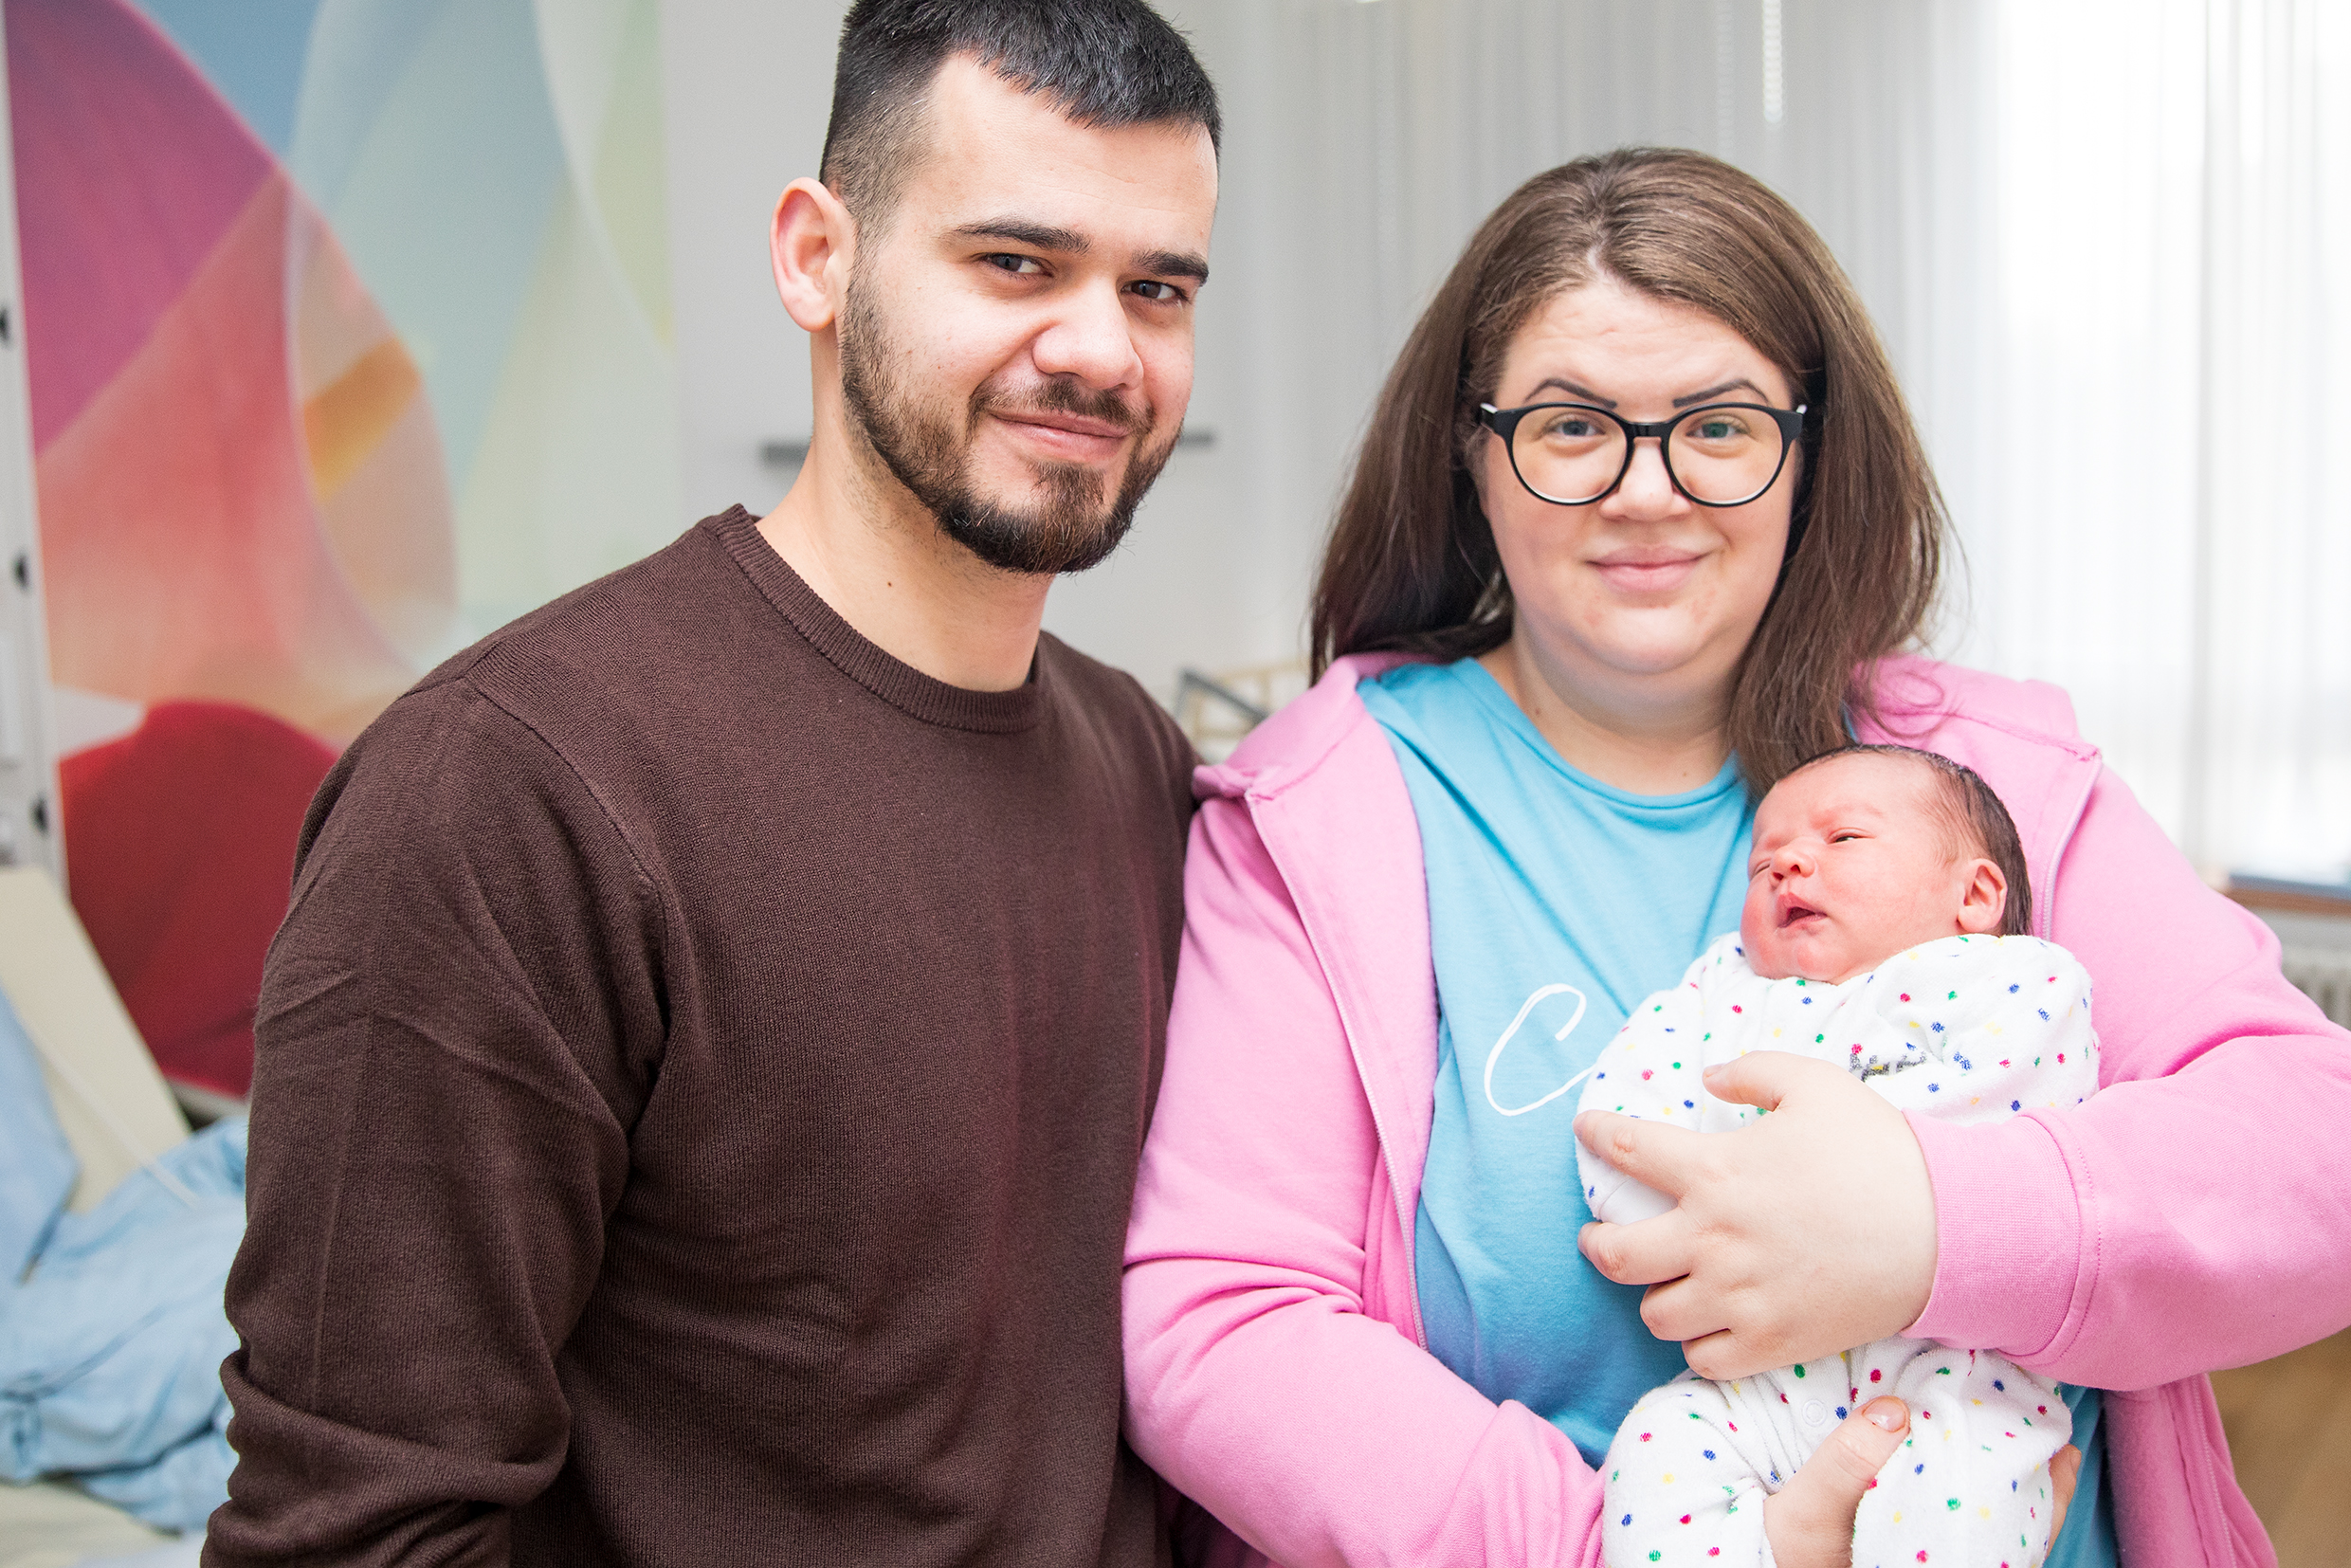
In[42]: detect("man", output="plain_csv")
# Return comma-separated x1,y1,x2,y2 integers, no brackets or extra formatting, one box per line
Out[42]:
206,4,1218,1563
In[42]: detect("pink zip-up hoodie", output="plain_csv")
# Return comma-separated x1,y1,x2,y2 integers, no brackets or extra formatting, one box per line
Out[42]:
1125,651,2351,1568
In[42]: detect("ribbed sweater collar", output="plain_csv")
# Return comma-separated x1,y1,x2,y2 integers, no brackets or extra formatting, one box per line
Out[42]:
706,505,1048,735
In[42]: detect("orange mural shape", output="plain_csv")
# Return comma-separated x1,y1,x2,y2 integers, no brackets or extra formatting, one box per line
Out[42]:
291,210,459,673
37,173,450,744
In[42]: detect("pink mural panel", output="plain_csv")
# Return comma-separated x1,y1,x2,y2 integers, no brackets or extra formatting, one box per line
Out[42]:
9,0,456,1095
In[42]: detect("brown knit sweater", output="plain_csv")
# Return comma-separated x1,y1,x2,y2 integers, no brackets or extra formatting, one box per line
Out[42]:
206,508,1195,1567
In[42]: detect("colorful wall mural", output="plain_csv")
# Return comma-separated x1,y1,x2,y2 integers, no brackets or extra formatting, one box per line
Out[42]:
7,0,678,1097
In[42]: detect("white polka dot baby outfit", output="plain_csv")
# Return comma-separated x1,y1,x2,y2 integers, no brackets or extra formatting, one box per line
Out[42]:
1576,932,2098,1568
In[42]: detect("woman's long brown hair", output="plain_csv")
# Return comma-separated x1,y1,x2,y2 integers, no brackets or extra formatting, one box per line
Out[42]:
1309,148,1945,795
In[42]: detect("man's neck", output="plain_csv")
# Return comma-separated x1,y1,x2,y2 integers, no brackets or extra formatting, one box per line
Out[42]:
756,433,1050,694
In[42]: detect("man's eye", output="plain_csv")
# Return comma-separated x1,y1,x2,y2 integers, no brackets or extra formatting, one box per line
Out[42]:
1130,280,1186,302
983,254,1044,276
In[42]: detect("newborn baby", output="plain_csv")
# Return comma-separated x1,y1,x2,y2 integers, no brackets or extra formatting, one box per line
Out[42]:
1576,744,2096,1568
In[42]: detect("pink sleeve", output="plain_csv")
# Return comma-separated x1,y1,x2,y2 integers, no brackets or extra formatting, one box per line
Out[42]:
1906,763,2351,1388
1122,795,1606,1568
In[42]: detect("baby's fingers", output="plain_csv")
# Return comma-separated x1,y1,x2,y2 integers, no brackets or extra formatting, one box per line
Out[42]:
1700,1049,1842,1110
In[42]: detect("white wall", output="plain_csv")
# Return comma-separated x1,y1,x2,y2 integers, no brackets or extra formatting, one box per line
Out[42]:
659,0,834,527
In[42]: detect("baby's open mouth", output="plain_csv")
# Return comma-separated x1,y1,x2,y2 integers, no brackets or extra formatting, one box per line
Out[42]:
1777,901,1823,928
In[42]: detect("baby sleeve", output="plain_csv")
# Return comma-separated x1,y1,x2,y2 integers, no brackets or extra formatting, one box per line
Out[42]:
1840,935,2100,1128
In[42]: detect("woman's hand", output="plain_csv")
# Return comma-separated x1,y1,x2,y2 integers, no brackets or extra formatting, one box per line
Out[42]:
1764,1397,1909,1565
1763,1399,2081,1565
1574,1052,1938,1380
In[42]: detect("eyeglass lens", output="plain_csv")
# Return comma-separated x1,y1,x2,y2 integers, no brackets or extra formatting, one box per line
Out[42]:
1510,405,1788,506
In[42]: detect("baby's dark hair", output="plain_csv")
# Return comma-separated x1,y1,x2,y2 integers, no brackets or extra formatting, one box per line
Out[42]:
1784,743,2033,937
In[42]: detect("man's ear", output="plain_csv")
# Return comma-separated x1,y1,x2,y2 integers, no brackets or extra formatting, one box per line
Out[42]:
1956,857,2008,936
772,176,856,333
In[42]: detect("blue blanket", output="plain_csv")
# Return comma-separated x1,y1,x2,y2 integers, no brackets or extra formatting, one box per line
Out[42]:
0,993,245,1533
0,989,74,1283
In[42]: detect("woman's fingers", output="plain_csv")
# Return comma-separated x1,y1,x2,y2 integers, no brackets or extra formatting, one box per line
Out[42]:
1763,1396,1909,1567
1696,1050,1810,1111
1746,1408,2077,1568
1573,1113,1704,1289
1576,1208,1697,1290
1574,1108,1706,1201
2046,1443,2081,1545
1582,1052,1937,1378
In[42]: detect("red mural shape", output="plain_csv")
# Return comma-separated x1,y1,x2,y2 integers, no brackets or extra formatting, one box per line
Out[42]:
60,705,337,1099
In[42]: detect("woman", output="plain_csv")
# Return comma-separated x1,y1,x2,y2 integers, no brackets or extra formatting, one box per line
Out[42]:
1122,149,2346,1566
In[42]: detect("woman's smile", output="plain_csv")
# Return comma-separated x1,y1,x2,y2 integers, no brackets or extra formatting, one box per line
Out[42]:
1588,543,1710,597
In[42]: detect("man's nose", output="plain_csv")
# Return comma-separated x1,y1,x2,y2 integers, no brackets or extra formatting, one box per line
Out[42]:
1030,281,1145,391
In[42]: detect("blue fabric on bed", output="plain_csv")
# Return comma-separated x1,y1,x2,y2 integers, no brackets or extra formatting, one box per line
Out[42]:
0,990,77,1284
1,1116,246,1531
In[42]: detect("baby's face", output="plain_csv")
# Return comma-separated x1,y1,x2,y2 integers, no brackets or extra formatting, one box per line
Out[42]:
1740,754,1998,983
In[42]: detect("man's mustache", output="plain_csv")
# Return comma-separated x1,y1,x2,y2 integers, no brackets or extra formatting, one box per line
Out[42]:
972,374,1153,436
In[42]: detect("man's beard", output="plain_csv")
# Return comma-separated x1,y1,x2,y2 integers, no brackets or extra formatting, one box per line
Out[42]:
836,280,1176,576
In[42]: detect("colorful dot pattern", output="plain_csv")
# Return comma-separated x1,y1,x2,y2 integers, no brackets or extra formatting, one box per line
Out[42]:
1574,934,2098,1227
1581,935,2098,1567
1597,1347,2069,1568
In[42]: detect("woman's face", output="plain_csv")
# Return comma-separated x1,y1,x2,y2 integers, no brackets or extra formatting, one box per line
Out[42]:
1473,277,1799,724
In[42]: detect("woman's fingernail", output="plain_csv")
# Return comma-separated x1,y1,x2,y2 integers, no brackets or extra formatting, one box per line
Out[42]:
1865,1397,1906,1431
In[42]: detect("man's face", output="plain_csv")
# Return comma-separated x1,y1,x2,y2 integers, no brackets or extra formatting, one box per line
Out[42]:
836,57,1217,575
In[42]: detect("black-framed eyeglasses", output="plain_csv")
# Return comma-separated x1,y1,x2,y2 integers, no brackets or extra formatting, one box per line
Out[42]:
1478,400,1808,508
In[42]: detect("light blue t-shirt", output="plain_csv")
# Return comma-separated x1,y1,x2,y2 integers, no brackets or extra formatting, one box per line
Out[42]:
1360,659,2117,1565
1361,658,1754,1466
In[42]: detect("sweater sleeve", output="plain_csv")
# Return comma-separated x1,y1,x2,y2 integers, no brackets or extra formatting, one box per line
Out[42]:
1905,761,2351,1388
1121,793,1606,1568
205,683,665,1566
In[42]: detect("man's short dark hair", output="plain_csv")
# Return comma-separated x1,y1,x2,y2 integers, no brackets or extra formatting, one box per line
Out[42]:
1789,743,2034,938
821,0,1221,232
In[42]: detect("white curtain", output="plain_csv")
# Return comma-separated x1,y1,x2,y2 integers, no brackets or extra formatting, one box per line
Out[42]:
1140,0,2349,882
1957,0,2351,882
2188,0,2351,881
